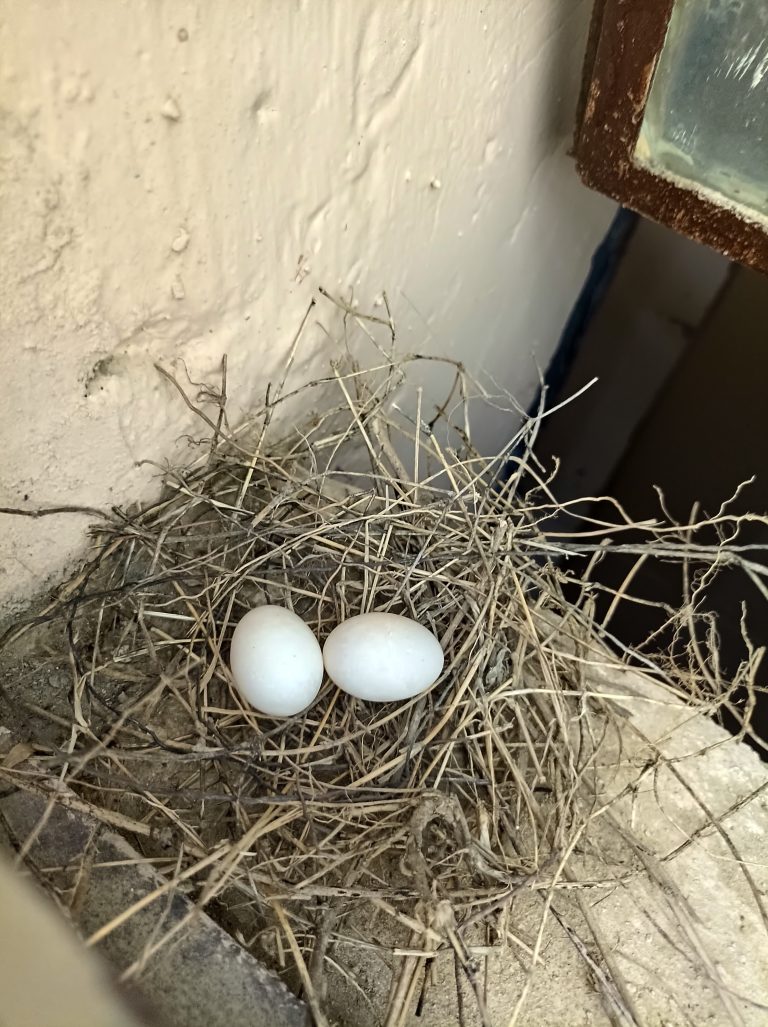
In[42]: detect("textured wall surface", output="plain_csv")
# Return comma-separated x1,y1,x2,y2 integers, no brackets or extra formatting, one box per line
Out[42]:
0,0,612,610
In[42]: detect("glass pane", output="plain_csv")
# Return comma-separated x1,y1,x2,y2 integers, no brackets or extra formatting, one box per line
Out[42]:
636,0,768,223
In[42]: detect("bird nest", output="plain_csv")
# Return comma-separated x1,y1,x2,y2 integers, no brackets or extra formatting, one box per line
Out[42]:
1,298,764,1026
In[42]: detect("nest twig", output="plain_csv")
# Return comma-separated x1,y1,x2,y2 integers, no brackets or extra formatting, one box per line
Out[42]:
1,293,766,1026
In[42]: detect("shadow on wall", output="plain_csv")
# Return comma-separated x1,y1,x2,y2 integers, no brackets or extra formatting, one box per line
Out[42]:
544,0,597,144
587,264,768,749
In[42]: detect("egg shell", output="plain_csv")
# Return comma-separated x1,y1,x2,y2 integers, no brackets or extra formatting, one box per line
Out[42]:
229,606,323,717
323,612,444,702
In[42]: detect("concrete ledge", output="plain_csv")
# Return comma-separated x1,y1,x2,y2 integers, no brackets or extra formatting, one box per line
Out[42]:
0,789,307,1027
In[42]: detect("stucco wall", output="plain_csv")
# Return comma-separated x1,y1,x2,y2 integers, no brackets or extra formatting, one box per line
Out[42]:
0,0,613,612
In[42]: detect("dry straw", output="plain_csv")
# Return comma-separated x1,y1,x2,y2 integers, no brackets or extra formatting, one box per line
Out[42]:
1,293,766,1026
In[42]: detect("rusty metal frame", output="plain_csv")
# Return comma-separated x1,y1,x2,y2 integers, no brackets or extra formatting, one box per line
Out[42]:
574,0,768,274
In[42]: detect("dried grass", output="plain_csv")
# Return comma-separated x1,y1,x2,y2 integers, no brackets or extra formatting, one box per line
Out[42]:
1,293,766,1026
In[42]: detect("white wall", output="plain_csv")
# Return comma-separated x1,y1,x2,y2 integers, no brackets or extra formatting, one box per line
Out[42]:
0,0,613,612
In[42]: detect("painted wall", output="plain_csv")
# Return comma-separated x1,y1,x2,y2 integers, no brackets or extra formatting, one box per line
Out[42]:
0,0,613,612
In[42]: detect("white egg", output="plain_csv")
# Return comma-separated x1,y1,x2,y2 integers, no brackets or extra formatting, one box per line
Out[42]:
229,606,323,717
323,612,444,702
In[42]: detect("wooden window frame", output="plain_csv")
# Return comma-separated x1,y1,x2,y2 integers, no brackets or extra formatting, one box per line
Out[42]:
574,0,768,274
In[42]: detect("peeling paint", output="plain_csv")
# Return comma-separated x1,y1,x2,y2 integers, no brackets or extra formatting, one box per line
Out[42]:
170,228,190,253
161,96,182,121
